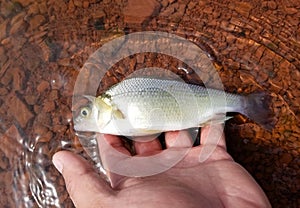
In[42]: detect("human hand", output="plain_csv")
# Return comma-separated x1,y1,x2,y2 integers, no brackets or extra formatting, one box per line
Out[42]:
53,124,271,208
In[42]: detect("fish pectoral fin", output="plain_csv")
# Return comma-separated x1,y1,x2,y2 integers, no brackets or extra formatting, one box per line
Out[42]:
112,108,124,119
199,114,232,127
98,109,112,127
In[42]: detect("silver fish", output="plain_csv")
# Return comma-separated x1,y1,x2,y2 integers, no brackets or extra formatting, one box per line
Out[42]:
74,77,274,136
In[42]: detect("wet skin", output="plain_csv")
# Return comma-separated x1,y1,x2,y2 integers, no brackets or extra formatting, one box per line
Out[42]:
53,124,271,208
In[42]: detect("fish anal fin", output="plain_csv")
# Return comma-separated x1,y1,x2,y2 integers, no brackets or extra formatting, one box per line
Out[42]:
199,114,232,127
136,128,161,135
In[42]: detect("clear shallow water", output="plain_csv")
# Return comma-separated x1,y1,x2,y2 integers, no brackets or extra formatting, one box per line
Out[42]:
0,0,299,207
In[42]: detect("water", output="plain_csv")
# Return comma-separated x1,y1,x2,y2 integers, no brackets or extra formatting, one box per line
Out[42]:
0,0,299,207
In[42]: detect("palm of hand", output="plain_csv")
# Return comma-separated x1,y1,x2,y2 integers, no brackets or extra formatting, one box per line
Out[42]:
97,125,271,208
53,124,271,208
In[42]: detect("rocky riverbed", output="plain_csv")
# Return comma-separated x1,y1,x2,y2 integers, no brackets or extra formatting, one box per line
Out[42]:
0,0,299,207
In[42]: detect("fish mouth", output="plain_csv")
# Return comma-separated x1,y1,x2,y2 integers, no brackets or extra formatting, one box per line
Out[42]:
73,114,84,129
73,121,98,133
73,122,84,132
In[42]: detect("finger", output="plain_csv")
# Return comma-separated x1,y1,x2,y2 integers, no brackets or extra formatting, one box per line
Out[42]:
98,133,131,155
165,130,193,148
97,134,131,188
134,138,162,155
52,151,113,207
200,124,226,149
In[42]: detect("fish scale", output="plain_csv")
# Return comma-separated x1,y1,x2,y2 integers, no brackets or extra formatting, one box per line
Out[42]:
83,78,228,134
74,77,274,136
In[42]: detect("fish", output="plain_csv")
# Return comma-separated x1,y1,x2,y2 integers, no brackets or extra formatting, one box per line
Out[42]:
74,77,274,136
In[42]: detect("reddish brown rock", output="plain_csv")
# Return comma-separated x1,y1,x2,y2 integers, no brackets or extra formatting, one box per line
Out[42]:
0,125,23,159
14,0,35,7
1,37,11,45
280,152,293,164
11,67,25,91
73,0,82,8
0,150,9,169
0,86,8,95
52,125,67,133
160,3,176,17
5,94,34,128
0,19,8,41
37,135,52,143
38,2,48,14
266,1,278,10
48,90,59,101
43,100,55,112
37,80,50,93
27,2,40,15
33,129,53,143
33,124,49,136
24,94,37,105
0,46,8,69
136,53,145,64
123,0,161,25
0,20,8,41
285,7,298,15
83,1,89,9
50,74,64,90
57,58,70,66
68,0,75,12
0,71,13,86
0,0,299,207
28,14,46,31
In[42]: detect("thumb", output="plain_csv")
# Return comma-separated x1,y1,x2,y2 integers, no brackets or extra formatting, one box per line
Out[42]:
52,151,114,207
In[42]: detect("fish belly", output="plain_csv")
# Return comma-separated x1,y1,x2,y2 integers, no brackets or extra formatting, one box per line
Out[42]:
101,78,242,136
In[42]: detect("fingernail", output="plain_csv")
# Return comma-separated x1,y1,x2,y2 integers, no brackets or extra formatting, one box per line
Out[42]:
52,155,63,174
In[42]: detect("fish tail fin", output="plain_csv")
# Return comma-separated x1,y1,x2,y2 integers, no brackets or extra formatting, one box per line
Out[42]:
242,92,275,131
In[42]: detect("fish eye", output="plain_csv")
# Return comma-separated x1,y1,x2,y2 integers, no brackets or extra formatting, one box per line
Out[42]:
80,107,90,117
